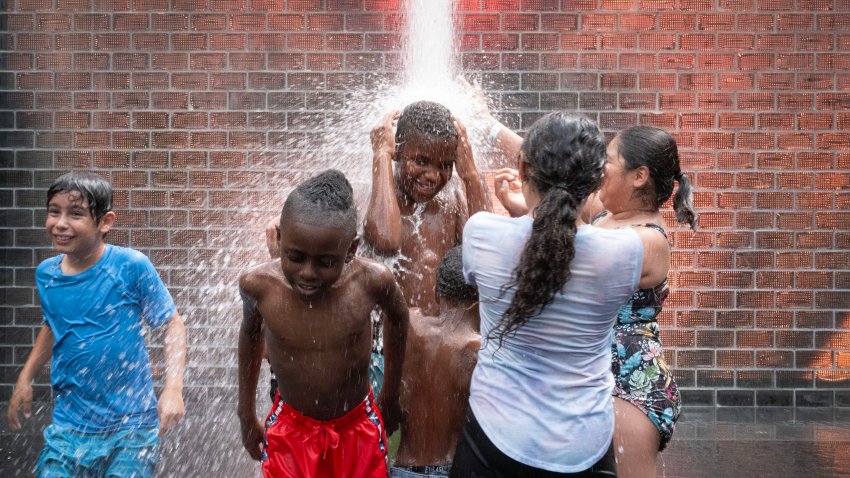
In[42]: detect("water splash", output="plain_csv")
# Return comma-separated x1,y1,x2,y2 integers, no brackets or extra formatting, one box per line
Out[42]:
158,1,498,474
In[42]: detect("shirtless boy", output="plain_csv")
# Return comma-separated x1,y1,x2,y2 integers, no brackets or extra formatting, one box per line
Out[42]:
391,246,480,478
238,169,409,478
365,101,490,315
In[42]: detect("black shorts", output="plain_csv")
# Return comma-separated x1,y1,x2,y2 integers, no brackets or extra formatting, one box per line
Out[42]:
450,409,617,478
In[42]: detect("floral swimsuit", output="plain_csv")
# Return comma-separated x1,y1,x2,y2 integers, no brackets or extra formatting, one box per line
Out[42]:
595,213,681,450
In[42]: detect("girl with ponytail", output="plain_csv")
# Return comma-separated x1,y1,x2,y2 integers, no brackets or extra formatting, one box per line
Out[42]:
451,113,646,477
583,125,694,478
488,123,695,477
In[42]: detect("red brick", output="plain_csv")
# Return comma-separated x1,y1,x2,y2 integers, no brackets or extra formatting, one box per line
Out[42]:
152,13,188,31
113,132,149,149
756,350,793,368
172,112,208,129
152,132,189,149
677,310,714,328
717,350,754,368
504,13,539,31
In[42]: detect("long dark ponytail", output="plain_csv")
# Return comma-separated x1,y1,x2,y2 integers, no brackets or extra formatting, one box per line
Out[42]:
495,113,606,345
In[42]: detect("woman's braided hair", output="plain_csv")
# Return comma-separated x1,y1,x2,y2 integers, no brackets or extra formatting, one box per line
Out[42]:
494,112,606,345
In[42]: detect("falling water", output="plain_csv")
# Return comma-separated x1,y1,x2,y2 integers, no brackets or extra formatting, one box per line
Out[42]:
152,1,494,476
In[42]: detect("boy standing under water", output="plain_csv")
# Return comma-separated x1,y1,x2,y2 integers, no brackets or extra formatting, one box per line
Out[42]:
7,171,186,477
238,169,409,478
391,246,480,478
365,101,490,316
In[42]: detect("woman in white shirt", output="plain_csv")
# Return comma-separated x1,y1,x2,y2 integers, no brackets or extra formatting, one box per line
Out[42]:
451,113,643,477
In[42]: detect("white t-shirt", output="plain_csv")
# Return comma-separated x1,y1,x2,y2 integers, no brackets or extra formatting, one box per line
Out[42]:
462,212,643,473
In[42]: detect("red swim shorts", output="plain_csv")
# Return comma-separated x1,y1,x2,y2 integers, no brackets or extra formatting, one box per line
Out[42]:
262,389,389,478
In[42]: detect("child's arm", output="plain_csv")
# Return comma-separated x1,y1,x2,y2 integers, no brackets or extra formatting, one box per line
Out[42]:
7,324,53,430
364,110,404,256
453,115,492,218
373,268,409,433
493,167,529,217
237,279,265,461
458,76,524,164
158,312,186,432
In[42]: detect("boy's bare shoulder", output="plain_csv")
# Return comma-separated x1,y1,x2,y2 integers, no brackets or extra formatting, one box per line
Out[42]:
239,260,282,293
348,256,396,286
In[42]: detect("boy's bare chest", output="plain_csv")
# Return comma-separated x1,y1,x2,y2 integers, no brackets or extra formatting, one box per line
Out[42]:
400,210,457,259
259,284,373,344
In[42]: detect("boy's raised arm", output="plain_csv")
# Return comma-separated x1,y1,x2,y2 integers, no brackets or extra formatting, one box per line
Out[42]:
364,110,404,256
373,268,409,433
7,324,54,430
453,116,491,218
158,312,186,432
237,278,266,461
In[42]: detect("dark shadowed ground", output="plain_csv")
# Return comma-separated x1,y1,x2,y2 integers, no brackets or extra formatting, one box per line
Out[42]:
2,403,849,477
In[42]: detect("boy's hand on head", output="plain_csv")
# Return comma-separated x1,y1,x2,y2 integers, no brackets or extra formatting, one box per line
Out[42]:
452,115,476,178
157,387,185,432
240,416,265,461
7,382,33,430
371,110,400,159
494,168,529,217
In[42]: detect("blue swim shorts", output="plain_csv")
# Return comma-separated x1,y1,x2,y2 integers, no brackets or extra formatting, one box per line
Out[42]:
35,423,160,478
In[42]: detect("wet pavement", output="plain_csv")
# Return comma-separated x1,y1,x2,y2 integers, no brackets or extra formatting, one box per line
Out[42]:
2,402,849,477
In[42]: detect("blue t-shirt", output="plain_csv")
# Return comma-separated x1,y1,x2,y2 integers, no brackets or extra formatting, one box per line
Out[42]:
36,244,176,432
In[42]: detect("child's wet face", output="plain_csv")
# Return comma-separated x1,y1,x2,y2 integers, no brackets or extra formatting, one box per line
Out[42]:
396,133,456,203
598,136,630,209
279,219,356,300
45,192,104,257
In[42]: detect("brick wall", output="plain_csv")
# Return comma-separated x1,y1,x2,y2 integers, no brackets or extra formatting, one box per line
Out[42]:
1,0,848,407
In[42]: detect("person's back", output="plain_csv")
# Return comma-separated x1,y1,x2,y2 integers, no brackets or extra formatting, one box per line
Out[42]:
392,247,480,477
463,211,642,468
365,101,489,315
238,169,409,478
452,113,643,478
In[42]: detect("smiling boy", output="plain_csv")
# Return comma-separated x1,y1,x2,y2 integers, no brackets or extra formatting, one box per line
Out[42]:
237,169,409,478
365,101,490,316
7,171,186,478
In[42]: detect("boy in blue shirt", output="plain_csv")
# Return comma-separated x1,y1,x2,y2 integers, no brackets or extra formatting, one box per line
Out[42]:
6,171,187,478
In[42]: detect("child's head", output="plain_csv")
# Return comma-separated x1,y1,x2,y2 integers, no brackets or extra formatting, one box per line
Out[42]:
45,171,116,255
394,100,459,203
47,171,113,223
607,126,697,230
520,113,606,206
278,169,359,299
436,246,477,304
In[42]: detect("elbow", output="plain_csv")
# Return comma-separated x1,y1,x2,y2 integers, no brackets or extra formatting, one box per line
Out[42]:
363,223,401,256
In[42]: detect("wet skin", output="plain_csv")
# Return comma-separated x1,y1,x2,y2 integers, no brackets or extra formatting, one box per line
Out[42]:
395,305,480,467
392,166,466,316
365,111,489,315
237,220,409,461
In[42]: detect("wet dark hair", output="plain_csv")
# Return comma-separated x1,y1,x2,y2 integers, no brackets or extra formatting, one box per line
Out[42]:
436,246,477,303
496,113,606,345
617,125,697,230
46,171,113,223
395,100,458,154
280,169,357,236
